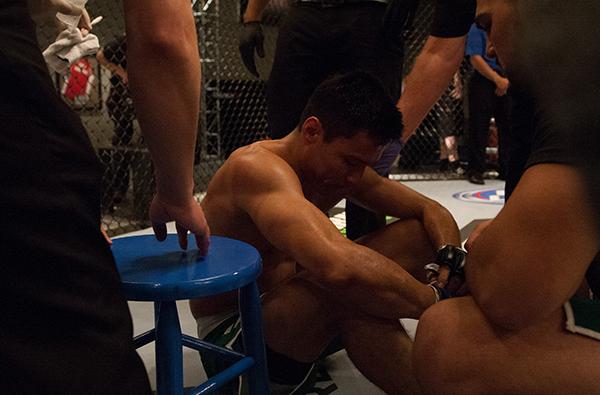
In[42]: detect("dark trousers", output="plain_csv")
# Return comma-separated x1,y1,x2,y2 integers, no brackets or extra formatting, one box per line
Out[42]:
467,71,509,176
0,4,150,392
267,2,403,239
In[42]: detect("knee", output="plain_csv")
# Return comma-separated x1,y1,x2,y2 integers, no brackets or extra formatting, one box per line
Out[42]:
414,301,458,366
413,299,475,394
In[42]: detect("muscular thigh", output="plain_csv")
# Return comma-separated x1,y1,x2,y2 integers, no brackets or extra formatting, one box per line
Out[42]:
356,219,435,282
261,274,341,360
417,297,600,395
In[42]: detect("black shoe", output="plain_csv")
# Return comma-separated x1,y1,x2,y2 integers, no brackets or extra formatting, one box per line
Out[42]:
468,173,485,185
449,161,465,176
439,159,449,172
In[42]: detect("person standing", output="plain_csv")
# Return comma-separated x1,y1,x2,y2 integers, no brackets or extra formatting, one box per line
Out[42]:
465,22,510,184
239,0,475,239
1,0,208,393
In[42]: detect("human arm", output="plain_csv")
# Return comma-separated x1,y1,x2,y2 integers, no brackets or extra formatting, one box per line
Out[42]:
123,0,209,253
243,0,271,22
466,164,600,331
470,55,509,96
350,167,462,250
234,156,436,319
96,49,127,84
397,35,467,142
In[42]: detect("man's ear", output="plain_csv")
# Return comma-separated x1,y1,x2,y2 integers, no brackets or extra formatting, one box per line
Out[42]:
300,116,324,143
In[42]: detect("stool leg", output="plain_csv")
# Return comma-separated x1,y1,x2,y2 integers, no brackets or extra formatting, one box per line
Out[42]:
155,301,184,395
239,282,270,394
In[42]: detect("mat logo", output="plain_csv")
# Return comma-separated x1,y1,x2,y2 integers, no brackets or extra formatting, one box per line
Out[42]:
453,188,505,205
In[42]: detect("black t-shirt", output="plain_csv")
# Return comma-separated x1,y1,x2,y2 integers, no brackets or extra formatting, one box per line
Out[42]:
504,86,600,295
504,85,576,199
430,0,476,38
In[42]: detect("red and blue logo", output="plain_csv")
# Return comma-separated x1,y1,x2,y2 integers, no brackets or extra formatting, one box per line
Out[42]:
453,188,505,205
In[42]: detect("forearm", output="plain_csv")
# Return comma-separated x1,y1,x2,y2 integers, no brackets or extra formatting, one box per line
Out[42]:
244,0,271,22
124,0,200,204
421,200,461,249
466,165,600,331
96,51,126,78
314,242,436,320
470,55,502,84
397,35,465,142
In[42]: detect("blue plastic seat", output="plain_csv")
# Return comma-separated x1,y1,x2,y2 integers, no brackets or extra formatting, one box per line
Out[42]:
112,234,270,395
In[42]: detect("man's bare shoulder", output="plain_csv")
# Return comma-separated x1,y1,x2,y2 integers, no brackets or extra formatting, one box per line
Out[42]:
227,141,301,193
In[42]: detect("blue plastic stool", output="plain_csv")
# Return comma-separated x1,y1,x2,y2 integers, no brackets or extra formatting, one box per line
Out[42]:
112,234,270,395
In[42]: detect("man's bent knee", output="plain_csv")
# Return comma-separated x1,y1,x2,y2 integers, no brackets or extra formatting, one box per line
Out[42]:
413,297,492,394
414,298,480,394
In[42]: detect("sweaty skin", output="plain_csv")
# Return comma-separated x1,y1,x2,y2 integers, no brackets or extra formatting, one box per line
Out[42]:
190,125,460,319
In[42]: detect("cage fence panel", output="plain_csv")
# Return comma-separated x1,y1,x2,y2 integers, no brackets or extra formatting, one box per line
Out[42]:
34,0,497,236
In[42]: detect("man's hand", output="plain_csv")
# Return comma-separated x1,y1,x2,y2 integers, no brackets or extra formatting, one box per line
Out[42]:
116,69,128,85
149,194,210,255
465,219,493,251
27,0,91,30
238,21,265,78
494,76,510,96
100,224,112,245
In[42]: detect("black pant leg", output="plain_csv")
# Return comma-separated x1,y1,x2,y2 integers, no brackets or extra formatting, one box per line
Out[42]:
467,72,495,175
336,3,403,239
493,92,510,177
266,6,333,138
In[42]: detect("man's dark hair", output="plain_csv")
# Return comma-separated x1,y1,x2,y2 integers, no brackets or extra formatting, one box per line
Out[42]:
298,71,403,146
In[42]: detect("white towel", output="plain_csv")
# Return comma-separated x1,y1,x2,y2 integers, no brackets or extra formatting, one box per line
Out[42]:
43,27,99,74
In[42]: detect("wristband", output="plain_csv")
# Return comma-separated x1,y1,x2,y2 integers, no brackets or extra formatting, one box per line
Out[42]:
428,282,452,302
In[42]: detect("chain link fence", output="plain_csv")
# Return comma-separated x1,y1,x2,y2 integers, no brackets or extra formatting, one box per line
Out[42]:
35,0,499,235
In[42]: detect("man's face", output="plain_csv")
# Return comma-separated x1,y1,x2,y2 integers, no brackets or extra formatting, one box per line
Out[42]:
303,123,383,194
475,0,519,74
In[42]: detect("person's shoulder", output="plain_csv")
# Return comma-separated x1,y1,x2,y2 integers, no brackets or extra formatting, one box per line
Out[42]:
227,141,301,192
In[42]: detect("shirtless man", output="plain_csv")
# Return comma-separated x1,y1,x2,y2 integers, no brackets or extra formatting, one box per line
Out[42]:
190,71,463,394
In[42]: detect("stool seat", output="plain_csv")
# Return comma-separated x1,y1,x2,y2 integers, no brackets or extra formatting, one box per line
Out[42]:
112,234,269,394
113,235,262,301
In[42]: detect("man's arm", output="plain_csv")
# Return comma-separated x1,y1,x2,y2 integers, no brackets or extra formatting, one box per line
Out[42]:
233,156,436,319
243,0,271,22
123,0,209,252
350,167,462,249
397,35,466,142
96,49,127,84
470,55,509,96
467,164,600,331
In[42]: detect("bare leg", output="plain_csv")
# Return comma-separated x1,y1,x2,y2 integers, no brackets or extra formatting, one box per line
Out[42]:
444,135,459,163
262,218,435,392
339,314,421,395
356,218,436,283
263,277,422,394
414,297,600,395
261,275,339,362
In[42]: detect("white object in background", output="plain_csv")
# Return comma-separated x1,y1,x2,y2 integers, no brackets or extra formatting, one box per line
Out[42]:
56,0,88,28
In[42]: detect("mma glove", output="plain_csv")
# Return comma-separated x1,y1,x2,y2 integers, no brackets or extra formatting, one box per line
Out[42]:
425,245,467,301
238,21,265,78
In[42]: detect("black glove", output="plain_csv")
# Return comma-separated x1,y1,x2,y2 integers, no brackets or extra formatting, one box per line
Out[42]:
238,21,265,78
